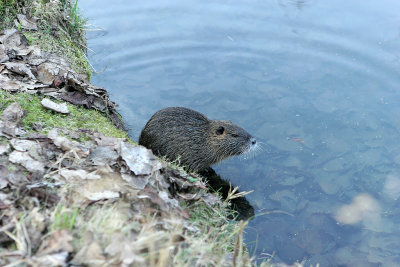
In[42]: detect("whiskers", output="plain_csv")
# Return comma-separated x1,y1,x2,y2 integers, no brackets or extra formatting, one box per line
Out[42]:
240,139,264,160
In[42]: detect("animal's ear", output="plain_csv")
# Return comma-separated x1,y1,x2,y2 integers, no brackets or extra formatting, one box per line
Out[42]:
216,126,225,135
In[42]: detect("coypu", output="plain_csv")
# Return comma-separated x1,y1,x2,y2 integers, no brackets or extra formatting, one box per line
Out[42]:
139,107,257,171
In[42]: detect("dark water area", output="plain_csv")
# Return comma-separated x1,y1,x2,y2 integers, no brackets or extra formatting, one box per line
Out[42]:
80,0,400,265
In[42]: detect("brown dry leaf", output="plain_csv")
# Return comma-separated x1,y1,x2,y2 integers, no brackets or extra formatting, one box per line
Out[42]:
104,233,126,257
30,207,46,232
6,168,29,185
121,173,150,190
0,191,12,207
41,98,69,114
120,142,162,176
138,186,169,212
0,165,8,189
59,169,100,180
3,62,36,79
68,170,127,204
72,231,106,267
105,233,145,265
16,14,38,31
37,62,59,84
92,133,125,149
10,139,36,151
158,190,180,209
177,192,202,201
0,29,29,48
48,129,89,156
0,75,21,91
166,169,207,191
31,251,69,266
9,151,45,173
0,143,10,155
37,229,73,256
1,101,24,123
0,44,7,63
1,102,25,137
89,146,118,166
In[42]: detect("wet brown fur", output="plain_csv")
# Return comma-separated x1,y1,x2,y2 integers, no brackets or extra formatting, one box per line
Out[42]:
139,107,255,171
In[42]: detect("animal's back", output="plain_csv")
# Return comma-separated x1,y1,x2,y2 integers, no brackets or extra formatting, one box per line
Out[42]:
139,107,256,170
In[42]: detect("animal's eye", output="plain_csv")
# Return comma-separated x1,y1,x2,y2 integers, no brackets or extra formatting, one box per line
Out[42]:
216,126,225,135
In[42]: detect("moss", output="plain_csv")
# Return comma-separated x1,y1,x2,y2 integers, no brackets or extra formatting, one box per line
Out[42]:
0,91,129,139
0,0,18,31
0,0,91,78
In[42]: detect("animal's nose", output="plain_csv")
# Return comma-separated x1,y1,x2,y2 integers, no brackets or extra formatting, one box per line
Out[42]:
250,137,257,145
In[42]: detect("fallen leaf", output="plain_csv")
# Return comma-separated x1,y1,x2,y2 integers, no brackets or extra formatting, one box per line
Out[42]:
138,186,169,212
3,62,36,79
10,139,36,151
0,143,10,155
121,173,149,190
41,98,69,114
37,63,59,84
177,192,202,201
37,230,73,256
84,190,120,201
89,146,118,166
48,129,88,155
202,193,221,207
105,233,145,265
0,44,7,63
120,142,162,176
9,151,45,173
72,231,106,267
59,169,101,180
1,102,24,137
0,165,8,189
0,29,29,48
16,14,38,31
32,251,69,267
0,75,21,91
93,133,125,149
30,207,46,232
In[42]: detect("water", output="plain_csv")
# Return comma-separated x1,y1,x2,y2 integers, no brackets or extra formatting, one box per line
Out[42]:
80,0,400,265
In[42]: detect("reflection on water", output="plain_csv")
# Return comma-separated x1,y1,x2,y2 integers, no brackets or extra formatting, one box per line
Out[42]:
80,0,400,265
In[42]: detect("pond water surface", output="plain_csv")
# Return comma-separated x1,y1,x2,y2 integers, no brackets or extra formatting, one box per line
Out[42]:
80,0,400,265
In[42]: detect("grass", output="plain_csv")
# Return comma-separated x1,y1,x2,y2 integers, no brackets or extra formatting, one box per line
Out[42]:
52,206,79,231
0,0,18,31
0,91,129,140
0,0,91,79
